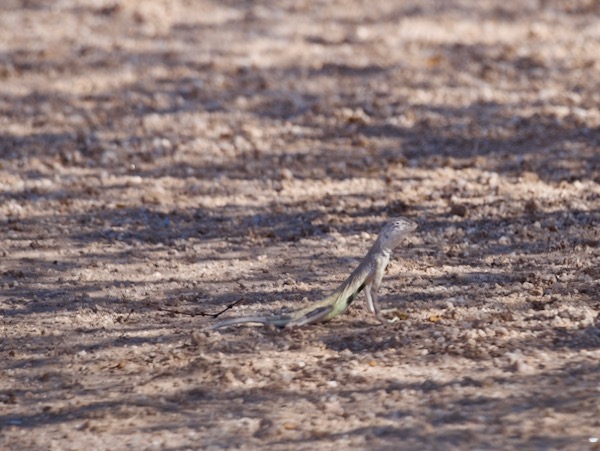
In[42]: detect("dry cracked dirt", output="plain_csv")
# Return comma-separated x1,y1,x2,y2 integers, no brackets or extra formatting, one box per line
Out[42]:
1,0,599,450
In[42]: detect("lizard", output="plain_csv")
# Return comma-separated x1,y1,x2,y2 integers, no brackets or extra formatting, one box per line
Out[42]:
210,217,417,329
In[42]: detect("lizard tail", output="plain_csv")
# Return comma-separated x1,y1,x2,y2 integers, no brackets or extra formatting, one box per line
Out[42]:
284,305,333,328
210,314,291,330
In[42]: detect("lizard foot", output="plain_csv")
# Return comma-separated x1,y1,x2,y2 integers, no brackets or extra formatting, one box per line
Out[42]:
376,308,402,324
375,314,399,324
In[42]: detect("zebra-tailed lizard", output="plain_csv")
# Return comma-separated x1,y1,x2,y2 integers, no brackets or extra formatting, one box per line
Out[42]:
210,217,417,329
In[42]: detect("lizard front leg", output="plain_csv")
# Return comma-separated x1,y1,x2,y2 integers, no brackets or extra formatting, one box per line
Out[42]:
364,283,385,323
365,282,376,315
365,283,398,324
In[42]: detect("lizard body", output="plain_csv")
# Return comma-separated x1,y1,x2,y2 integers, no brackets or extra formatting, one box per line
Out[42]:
210,217,417,329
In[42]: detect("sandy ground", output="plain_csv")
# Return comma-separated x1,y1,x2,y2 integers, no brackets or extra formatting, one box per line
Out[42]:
1,0,599,449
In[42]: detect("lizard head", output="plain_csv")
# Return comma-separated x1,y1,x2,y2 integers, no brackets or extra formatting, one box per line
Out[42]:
379,217,418,249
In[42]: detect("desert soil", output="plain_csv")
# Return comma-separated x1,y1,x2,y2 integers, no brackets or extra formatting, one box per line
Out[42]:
1,0,599,450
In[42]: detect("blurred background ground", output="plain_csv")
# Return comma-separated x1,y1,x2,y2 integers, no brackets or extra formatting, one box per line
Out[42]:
0,0,599,449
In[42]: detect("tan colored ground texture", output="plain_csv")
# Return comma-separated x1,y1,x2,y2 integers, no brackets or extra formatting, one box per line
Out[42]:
1,0,600,450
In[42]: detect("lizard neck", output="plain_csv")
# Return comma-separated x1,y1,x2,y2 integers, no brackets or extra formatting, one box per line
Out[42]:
373,237,394,256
